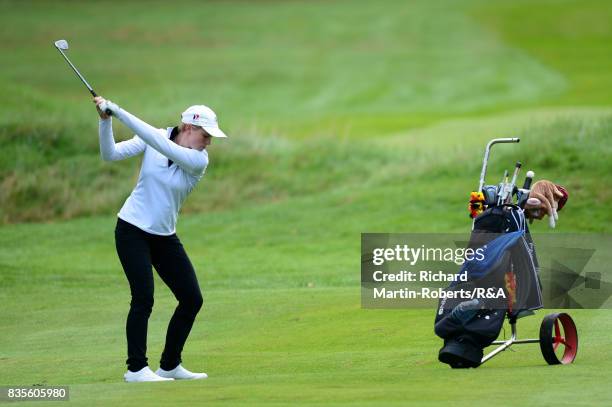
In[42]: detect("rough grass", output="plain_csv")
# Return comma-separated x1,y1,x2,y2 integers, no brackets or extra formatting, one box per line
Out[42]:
2,112,610,228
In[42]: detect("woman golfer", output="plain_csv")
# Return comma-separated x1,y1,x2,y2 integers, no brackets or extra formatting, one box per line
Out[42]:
94,96,226,382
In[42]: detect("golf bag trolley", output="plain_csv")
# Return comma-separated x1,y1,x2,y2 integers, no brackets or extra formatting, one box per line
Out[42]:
434,138,578,368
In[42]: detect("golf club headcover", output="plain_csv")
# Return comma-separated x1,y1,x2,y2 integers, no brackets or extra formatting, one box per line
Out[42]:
546,185,568,229
555,185,568,211
468,191,485,218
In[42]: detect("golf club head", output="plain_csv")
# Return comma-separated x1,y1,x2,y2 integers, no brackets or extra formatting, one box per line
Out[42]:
54,39,69,50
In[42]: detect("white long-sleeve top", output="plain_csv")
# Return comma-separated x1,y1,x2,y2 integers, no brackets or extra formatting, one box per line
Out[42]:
99,107,208,235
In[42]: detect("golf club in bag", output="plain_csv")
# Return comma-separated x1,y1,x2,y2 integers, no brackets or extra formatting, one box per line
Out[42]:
434,138,578,368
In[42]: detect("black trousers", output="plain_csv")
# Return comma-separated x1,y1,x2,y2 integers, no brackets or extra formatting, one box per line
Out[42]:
114,218,203,372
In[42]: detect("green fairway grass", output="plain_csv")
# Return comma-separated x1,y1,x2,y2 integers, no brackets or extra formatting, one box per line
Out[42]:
1,0,611,405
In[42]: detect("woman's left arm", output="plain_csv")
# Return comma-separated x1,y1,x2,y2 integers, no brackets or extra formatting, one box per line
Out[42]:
99,99,208,176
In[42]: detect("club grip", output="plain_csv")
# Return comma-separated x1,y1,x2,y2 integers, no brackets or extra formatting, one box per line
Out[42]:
98,100,114,116
89,89,109,114
523,170,534,190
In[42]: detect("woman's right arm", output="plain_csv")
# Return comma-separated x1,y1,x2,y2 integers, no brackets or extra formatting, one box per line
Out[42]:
96,94,146,161
99,117,146,161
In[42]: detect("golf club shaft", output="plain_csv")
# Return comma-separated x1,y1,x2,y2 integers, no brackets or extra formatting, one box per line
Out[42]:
56,48,97,97
505,162,521,204
55,46,114,115
497,170,508,205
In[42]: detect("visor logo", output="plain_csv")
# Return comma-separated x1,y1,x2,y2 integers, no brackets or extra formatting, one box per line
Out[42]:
193,114,200,120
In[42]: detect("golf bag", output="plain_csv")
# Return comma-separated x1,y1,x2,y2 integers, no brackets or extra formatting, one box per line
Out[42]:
434,206,543,368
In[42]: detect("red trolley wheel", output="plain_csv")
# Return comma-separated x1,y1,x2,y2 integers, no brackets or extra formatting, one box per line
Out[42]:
539,313,578,365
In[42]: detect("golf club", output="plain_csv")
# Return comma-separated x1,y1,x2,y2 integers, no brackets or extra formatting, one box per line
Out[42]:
505,162,522,204
53,39,112,115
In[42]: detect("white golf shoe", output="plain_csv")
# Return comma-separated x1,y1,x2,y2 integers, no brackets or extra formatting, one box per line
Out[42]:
155,364,208,380
124,366,174,382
